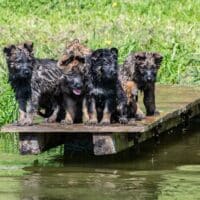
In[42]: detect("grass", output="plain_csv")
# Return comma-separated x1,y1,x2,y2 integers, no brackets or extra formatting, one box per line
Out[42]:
0,0,200,125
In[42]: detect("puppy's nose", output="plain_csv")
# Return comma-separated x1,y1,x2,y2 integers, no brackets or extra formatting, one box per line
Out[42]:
23,69,30,76
74,81,82,89
147,76,152,81
111,70,117,76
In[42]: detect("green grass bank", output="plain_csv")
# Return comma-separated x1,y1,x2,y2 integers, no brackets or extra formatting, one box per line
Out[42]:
0,0,199,126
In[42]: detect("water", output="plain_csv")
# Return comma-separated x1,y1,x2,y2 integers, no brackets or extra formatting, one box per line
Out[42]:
0,120,199,200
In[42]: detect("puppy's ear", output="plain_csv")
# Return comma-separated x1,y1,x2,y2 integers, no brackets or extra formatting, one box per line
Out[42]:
71,39,80,44
23,41,34,53
3,45,16,56
96,65,102,77
59,54,74,66
91,49,102,61
134,52,146,61
75,56,85,63
153,53,163,68
110,48,118,57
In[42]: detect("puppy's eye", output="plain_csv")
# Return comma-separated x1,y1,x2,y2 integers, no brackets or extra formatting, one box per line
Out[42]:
16,59,22,63
140,69,145,74
27,58,33,63
97,66,102,70
66,76,73,83
151,64,156,68
103,58,110,64
153,69,157,73
15,65,21,70
9,62,15,68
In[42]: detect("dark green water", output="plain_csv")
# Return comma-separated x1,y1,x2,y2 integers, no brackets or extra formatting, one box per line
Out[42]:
0,121,200,200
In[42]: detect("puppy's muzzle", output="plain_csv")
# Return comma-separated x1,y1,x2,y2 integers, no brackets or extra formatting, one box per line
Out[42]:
23,69,31,76
72,78,83,96
20,68,32,78
144,71,155,82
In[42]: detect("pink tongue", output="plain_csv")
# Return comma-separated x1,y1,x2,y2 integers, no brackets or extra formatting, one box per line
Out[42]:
73,89,81,95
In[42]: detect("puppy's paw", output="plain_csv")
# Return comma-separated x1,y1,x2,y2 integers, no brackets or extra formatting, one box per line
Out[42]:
82,116,90,124
146,111,160,117
100,119,110,126
119,117,128,124
13,121,19,126
128,118,136,125
86,118,98,125
154,110,160,116
45,116,57,123
60,119,73,125
17,118,33,126
135,113,145,121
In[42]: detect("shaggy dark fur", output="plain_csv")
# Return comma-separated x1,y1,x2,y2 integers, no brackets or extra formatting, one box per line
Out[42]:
3,42,64,125
86,48,128,125
121,52,163,116
57,39,92,124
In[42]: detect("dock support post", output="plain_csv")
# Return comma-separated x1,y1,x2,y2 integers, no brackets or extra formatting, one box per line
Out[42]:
93,133,133,155
19,133,65,155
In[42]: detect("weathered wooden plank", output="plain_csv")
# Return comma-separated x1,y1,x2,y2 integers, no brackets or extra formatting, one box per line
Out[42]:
1,123,144,133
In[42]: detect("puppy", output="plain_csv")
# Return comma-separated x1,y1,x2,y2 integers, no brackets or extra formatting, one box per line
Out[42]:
121,52,163,116
57,39,91,124
3,42,64,125
86,48,128,125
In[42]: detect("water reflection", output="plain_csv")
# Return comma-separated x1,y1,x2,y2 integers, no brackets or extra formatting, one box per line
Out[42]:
0,120,199,200
18,170,159,200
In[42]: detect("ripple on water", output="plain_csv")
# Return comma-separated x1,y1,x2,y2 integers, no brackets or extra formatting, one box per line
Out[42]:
0,165,29,176
157,165,200,200
176,165,200,172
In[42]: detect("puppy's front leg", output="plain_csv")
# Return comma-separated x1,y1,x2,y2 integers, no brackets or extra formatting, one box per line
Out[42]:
17,98,27,125
23,92,40,126
45,105,59,123
116,80,128,124
100,100,111,125
136,103,145,120
82,98,90,123
64,111,74,125
87,98,98,125
61,97,75,125
143,83,157,116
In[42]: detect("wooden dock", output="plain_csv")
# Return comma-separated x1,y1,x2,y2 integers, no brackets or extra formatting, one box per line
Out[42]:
1,85,200,156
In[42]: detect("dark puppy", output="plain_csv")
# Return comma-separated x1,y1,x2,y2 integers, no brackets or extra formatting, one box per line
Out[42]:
121,52,163,116
59,70,86,124
3,42,64,125
57,39,91,124
86,48,128,125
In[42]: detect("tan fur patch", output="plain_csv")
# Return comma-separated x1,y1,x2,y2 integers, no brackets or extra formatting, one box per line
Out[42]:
82,98,90,123
122,81,138,104
57,39,91,73
19,109,26,122
64,111,74,124
100,102,111,124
